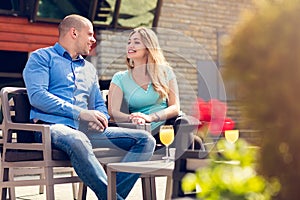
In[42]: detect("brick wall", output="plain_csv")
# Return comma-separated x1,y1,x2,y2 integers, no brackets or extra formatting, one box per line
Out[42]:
94,0,254,115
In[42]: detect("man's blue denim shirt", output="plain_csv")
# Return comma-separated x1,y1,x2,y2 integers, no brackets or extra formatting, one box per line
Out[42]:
23,43,109,129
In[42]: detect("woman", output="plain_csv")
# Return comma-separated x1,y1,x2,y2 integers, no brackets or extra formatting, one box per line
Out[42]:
108,27,180,141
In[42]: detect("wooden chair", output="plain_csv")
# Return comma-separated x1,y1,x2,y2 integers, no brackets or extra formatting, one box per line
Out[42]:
0,86,154,199
0,87,150,199
171,122,210,199
171,150,209,199
1,97,79,199
0,87,84,199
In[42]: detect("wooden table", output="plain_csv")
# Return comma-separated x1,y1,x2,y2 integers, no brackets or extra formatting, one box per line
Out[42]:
107,160,174,200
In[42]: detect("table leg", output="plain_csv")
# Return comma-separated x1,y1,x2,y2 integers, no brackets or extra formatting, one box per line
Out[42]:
141,176,156,200
165,175,173,200
150,176,157,200
107,167,117,200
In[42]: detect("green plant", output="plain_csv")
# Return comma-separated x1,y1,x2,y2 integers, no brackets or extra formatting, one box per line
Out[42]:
223,0,300,199
182,139,280,200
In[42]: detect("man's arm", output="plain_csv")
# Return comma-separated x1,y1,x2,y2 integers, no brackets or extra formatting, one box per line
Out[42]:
23,51,83,120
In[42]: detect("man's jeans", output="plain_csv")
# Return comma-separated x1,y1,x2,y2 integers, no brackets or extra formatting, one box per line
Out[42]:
48,124,156,200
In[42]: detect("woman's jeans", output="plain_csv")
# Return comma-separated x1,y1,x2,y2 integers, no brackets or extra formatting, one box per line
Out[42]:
45,124,156,200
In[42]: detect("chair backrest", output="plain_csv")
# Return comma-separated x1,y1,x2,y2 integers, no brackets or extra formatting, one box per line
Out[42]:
172,149,209,198
1,87,35,143
171,116,208,198
0,116,3,147
13,90,36,143
99,79,111,90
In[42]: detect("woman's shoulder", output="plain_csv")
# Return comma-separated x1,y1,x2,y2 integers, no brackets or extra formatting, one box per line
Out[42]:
163,65,176,80
112,70,130,83
164,65,173,72
113,70,129,77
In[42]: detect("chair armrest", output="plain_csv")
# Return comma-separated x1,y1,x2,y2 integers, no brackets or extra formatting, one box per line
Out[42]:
4,122,51,151
174,115,201,127
6,122,50,132
108,122,151,132
173,115,202,155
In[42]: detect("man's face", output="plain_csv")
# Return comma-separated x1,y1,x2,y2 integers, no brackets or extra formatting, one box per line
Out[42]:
76,23,96,56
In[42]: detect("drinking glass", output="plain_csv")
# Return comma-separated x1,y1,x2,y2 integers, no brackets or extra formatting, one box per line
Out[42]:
225,130,239,144
159,125,175,162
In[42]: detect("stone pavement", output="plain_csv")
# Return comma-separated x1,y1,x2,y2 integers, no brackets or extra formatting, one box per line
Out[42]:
14,176,168,200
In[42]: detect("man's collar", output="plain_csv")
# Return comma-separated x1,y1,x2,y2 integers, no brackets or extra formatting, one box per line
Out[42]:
54,43,85,63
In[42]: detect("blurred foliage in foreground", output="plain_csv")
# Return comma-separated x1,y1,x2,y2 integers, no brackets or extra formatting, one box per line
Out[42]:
223,0,300,199
182,139,280,199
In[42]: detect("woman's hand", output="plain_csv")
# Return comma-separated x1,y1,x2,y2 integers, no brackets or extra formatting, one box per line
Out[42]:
129,112,152,124
130,116,146,124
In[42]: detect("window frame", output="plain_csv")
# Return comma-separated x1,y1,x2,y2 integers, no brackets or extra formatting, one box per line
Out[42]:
30,0,162,29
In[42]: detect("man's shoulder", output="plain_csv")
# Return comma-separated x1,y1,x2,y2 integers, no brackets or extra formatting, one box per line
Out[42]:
31,45,56,57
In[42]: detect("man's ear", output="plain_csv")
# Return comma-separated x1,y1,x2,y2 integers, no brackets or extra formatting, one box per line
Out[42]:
70,28,77,38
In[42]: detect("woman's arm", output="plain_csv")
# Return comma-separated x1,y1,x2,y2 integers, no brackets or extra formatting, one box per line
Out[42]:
131,78,181,123
109,78,180,124
108,83,131,122
150,78,180,121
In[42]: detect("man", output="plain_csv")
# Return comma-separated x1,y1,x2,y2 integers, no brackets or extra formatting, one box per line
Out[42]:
23,14,155,200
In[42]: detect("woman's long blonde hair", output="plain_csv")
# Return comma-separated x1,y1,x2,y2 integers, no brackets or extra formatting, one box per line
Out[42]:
126,27,171,99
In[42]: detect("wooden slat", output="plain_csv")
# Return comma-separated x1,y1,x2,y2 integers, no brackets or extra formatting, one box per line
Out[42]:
0,15,58,52
0,15,96,54
0,32,57,45
0,16,58,36
0,22,58,36
0,41,55,52
0,72,22,78
0,16,28,24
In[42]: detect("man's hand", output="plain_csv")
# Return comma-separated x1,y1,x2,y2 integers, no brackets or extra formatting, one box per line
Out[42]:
79,110,108,132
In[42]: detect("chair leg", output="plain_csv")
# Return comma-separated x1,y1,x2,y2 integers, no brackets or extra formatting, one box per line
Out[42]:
72,183,78,200
8,169,16,200
2,168,9,200
7,171,12,199
71,170,78,200
45,167,55,200
40,167,77,198
45,185,55,200
39,172,45,194
77,182,87,200
8,188,15,200
1,188,7,200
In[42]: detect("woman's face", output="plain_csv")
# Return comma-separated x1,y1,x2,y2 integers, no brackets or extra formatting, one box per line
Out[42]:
127,32,148,61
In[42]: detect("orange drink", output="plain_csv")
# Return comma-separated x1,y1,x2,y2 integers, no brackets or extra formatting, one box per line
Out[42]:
225,130,239,143
159,125,175,162
159,127,174,146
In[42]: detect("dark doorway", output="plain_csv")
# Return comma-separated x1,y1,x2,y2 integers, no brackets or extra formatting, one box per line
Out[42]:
0,50,28,89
